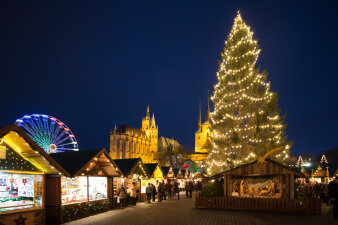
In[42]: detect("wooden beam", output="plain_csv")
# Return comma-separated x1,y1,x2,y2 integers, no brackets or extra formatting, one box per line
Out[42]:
290,173,294,199
223,174,227,197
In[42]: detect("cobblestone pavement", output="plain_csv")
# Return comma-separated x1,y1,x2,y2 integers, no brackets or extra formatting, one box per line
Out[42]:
64,194,337,225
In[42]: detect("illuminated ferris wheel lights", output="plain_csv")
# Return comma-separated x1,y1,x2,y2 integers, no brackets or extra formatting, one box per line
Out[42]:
15,114,79,154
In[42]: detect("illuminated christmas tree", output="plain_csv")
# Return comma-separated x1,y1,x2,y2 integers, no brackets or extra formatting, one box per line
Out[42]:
320,154,328,164
205,12,291,175
296,156,304,167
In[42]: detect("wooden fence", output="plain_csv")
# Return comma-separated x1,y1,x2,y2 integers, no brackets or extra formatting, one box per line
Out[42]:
195,196,321,215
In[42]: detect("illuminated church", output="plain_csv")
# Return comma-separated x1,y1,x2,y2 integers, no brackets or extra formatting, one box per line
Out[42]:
109,106,159,163
190,95,212,163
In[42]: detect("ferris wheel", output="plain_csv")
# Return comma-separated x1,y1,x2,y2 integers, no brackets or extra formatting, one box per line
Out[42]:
15,114,79,154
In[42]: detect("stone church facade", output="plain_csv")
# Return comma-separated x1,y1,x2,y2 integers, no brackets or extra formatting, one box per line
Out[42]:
109,106,158,163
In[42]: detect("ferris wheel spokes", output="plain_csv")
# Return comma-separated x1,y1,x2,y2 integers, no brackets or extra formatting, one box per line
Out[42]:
15,114,79,154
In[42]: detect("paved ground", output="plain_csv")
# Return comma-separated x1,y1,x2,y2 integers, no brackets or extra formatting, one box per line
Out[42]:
64,193,337,225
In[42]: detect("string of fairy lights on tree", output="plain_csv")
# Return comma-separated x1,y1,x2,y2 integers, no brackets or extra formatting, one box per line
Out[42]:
204,12,292,175
320,154,328,164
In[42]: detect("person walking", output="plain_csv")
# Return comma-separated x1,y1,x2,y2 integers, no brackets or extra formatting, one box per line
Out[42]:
158,181,164,202
166,180,172,200
188,180,194,198
151,183,157,202
117,185,127,209
162,181,166,200
146,183,153,203
130,182,138,205
185,181,189,198
328,176,338,219
174,180,180,200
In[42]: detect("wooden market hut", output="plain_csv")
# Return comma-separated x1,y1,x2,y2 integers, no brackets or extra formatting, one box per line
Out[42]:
173,168,182,179
46,148,122,224
113,158,149,201
196,159,322,214
144,163,164,182
161,166,171,179
311,165,330,183
216,159,304,199
162,166,176,180
181,168,191,179
0,125,68,225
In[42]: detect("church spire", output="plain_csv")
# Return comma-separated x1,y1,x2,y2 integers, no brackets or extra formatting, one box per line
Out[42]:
206,90,210,122
151,112,156,128
146,105,150,119
197,100,201,131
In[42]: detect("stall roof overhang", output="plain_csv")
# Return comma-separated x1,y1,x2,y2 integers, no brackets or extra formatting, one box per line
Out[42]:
0,124,69,176
144,163,163,178
208,159,305,181
113,158,149,178
51,148,121,177
173,168,182,178
161,166,171,178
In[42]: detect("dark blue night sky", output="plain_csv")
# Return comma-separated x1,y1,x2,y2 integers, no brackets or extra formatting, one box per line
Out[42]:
1,1,338,155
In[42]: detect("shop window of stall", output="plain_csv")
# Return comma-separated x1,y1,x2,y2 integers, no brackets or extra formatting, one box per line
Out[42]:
88,177,107,201
0,173,43,212
61,176,87,205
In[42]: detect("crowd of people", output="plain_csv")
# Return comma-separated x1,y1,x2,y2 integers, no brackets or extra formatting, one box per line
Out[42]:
117,180,202,208
297,176,338,219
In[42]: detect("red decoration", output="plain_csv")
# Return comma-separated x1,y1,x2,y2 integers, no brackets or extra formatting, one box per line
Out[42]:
9,178,14,186
22,178,27,185
14,214,27,225
182,164,189,168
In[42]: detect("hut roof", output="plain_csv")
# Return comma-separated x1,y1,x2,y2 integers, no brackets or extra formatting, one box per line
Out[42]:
51,148,121,177
209,158,305,181
0,124,69,176
144,163,158,177
173,168,180,177
114,158,148,178
51,149,101,176
161,166,170,177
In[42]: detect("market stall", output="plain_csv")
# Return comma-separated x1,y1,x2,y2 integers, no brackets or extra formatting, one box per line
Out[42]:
161,166,171,180
144,163,164,185
208,159,304,199
179,169,190,189
195,159,324,214
46,148,122,224
0,125,67,225
172,169,184,188
113,158,149,202
311,165,330,183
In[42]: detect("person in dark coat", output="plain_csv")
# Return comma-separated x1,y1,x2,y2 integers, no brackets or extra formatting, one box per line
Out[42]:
174,180,180,200
146,183,153,203
158,182,164,202
185,181,189,198
188,181,194,198
328,176,338,219
163,181,167,200
151,183,157,202
166,180,172,200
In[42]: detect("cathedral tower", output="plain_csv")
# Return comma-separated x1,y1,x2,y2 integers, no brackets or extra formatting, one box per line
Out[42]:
194,93,212,154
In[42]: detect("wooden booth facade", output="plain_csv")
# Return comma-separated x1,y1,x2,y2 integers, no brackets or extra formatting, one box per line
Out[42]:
196,159,321,214
113,158,149,202
0,125,68,225
46,148,121,224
